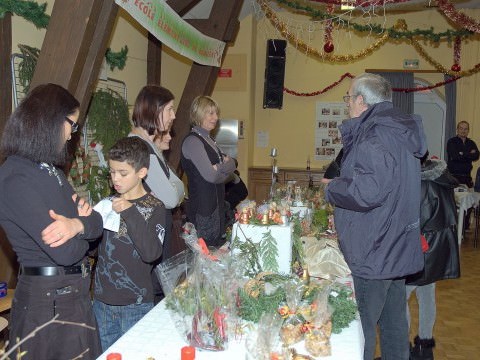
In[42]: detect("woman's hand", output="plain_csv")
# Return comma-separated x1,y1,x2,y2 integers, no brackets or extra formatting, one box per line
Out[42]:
41,210,85,247
72,194,92,216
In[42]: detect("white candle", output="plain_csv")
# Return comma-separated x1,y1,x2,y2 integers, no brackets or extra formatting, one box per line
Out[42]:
273,165,279,174
270,148,278,157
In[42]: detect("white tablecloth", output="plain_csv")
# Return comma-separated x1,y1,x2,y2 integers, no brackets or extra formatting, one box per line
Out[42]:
454,190,480,244
97,300,363,360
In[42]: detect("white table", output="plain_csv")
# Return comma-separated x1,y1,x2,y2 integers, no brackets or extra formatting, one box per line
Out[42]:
454,190,480,245
97,300,363,360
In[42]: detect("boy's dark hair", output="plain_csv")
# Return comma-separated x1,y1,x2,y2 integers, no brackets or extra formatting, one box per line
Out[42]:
108,137,150,171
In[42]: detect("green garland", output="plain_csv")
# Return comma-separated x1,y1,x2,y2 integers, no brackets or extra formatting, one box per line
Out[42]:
16,45,129,92
0,0,49,29
105,46,129,71
87,88,131,155
273,0,473,43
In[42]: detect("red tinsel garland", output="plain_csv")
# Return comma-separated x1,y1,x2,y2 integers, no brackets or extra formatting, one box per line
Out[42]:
284,72,461,97
437,0,480,34
284,73,354,96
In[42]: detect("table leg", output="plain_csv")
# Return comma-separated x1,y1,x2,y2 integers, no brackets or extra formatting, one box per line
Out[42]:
458,208,465,246
475,206,479,248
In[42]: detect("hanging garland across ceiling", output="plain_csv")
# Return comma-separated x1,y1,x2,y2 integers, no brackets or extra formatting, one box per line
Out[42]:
259,0,390,62
283,72,461,97
273,0,474,42
258,0,480,76
436,0,480,33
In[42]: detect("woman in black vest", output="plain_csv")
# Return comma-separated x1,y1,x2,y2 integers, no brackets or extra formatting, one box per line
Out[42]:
181,96,236,247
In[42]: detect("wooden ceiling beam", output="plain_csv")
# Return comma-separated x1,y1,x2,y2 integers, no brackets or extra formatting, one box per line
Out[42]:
30,0,118,122
168,0,244,174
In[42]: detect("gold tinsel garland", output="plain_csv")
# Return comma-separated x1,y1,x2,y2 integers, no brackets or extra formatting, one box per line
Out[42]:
258,0,389,63
391,17,480,77
259,1,480,77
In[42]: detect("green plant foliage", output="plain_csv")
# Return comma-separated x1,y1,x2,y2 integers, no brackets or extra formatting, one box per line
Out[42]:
0,0,50,29
105,46,129,71
259,230,279,273
291,214,305,268
88,88,131,155
237,286,285,323
312,208,329,232
230,234,263,277
17,44,39,93
329,285,358,334
86,165,112,205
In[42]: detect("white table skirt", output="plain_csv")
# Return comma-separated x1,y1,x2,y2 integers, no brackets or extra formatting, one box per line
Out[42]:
454,190,480,244
97,300,363,360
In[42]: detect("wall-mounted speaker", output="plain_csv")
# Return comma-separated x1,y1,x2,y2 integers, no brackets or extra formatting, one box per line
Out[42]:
263,39,287,109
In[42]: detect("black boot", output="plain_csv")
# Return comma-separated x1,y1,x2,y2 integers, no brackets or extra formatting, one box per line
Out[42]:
410,336,435,360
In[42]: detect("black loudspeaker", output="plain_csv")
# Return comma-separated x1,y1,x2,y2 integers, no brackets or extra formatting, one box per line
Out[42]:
263,39,287,109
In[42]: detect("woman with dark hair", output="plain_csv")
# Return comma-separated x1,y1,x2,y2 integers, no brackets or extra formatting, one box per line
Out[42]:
129,85,184,258
181,96,236,247
0,83,103,359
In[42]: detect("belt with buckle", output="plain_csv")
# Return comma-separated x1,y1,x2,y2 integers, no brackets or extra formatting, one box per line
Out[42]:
21,263,90,278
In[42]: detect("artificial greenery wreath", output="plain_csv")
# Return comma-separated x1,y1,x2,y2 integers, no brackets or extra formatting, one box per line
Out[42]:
87,88,131,156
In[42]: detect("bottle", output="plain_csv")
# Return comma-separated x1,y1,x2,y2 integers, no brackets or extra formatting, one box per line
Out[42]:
181,346,195,360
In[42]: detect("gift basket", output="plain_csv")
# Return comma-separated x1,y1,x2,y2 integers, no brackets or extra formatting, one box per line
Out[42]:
160,223,243,351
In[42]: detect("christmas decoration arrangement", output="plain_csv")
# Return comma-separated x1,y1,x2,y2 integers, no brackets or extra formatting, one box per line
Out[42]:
160,215,357,358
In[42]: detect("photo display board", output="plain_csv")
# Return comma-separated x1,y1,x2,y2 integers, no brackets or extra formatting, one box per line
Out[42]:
315,102,348,160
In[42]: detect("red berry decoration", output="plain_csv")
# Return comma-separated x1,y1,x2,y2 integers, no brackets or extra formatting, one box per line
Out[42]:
451,64,461,72
323,41,334,53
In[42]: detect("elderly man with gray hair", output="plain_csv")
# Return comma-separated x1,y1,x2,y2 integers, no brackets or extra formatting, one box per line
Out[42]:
323,73,428,360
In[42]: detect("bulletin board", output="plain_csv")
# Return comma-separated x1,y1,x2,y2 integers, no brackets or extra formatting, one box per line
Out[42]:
314,102,348,160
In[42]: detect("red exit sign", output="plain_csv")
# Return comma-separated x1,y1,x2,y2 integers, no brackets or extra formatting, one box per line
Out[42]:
218,68,232,78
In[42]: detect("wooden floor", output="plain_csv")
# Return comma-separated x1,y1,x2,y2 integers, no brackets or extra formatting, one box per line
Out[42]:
376,229,480,359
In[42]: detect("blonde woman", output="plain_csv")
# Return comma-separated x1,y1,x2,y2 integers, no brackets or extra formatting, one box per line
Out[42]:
181,96,236,247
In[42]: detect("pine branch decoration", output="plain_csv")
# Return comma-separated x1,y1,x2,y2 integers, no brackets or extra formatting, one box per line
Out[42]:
17,44,39,93
0,0,50,29
259,229,279,273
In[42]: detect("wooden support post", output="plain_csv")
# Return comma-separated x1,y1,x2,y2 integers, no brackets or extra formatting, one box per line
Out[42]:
30,0,118,122
0,13,12,137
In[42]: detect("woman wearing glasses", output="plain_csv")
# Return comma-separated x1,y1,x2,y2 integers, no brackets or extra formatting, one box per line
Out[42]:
0,83,103,359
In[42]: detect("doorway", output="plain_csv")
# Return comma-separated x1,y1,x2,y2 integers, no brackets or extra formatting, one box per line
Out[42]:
414,78,446,159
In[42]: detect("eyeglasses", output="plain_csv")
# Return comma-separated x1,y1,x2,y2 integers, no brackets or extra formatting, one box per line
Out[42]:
65,117,79,133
